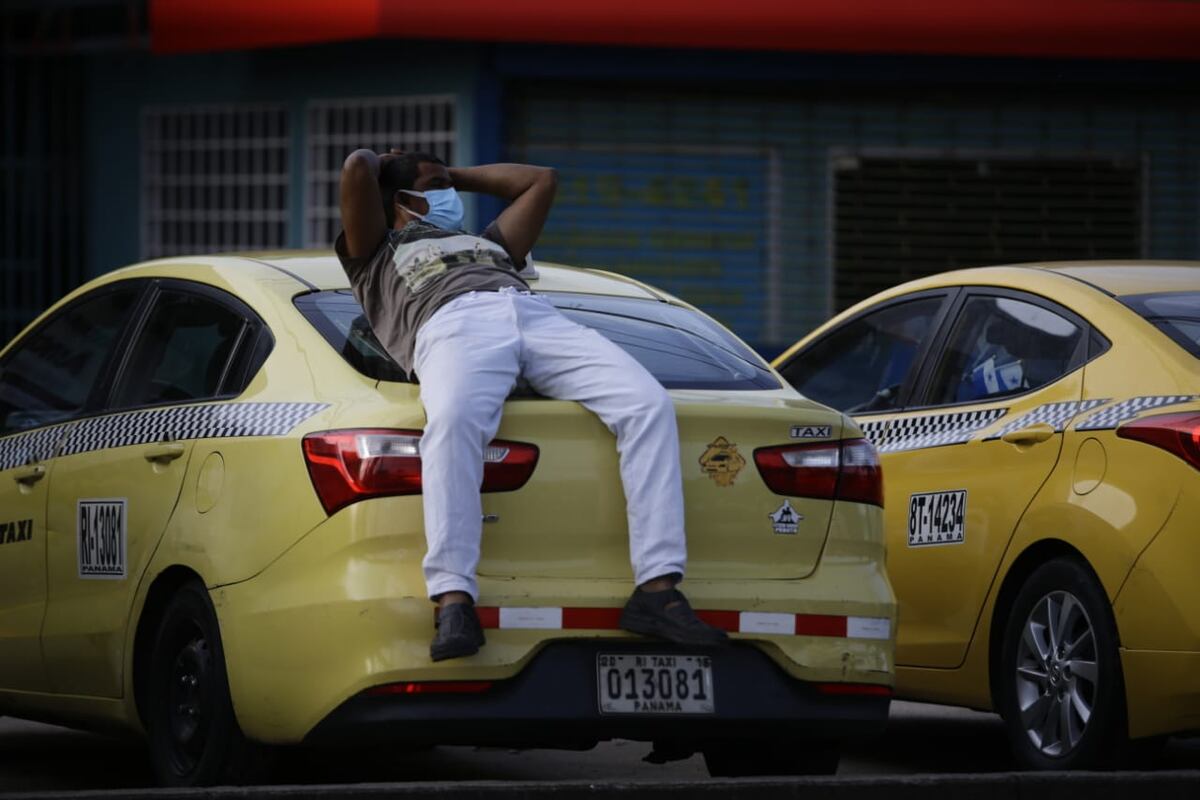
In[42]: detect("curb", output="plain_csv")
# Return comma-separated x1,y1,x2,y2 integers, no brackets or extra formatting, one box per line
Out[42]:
5,771,1200,800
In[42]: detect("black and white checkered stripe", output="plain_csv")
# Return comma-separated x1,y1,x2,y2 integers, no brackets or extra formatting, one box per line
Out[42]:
60,402,329,457
985,399,1109,441
1074,395,1200,431
857,419,889,448
872,408,1008,453
1,402,328,467
0,423,72,472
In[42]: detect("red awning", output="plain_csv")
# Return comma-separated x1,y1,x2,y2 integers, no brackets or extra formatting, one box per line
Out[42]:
150,0,1200,60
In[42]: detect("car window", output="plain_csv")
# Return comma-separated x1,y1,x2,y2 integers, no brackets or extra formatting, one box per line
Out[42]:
294,291,409,382
547,293,779,390
925,295,1083,406
0,286,141,434
778,297,944,413
1120,291,1200,359
295,290,780,390
111,290,247,408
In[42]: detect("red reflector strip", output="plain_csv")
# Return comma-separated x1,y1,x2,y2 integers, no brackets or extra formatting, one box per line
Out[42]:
564,607,624,629
366,680,494,696
463,607,891,640
816,682,893,697
697,610,740,632
795,614,848,637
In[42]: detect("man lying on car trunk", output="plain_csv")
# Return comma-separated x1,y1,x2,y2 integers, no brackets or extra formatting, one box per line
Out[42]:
337,148,727,661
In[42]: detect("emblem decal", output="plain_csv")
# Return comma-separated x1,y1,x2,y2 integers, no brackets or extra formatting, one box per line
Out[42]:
790,425,832,439
769,499,802,534
699,436,746,487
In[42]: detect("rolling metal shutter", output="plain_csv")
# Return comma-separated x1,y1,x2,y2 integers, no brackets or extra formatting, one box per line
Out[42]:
833,153,1142,311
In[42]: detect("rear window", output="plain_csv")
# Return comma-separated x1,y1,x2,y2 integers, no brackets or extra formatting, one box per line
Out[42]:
294,291,408,382
547,293,779,390
295,290,779,390
1120,291,1200,358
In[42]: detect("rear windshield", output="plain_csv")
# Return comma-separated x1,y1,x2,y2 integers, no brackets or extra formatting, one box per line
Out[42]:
295,290,779,390
1120,291,1200,358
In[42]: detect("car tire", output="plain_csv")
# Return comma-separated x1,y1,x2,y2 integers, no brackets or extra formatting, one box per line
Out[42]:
702,741,839,777
145,580,259,786
998,557,1127,770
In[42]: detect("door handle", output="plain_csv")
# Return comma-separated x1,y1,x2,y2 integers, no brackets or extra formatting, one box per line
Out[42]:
1000,423,1056,446
13,464,46,485
144,443,186,464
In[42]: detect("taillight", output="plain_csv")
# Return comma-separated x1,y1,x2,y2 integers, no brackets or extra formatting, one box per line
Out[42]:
302,429,539,515
1117,412,1200,471
753,437,883,507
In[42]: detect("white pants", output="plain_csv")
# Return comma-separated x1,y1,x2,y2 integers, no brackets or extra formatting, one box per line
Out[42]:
412,287,688,601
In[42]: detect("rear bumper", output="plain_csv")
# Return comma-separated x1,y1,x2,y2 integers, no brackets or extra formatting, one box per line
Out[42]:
305,639,889,747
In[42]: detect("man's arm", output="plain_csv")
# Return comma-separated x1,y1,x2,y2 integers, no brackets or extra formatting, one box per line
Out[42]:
339,149,388,259
449,164,557,264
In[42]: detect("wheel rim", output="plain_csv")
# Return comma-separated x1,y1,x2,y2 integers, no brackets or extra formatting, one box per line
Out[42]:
1014,589,1099,757
165,624,214,775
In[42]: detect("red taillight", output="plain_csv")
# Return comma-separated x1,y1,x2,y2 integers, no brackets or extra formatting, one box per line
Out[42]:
302,429,539,515
1117,412,1200,471
365,681,494,696
753,437,883,507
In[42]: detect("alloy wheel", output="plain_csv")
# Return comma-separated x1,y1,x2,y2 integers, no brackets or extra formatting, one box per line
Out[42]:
1013,590,1099,757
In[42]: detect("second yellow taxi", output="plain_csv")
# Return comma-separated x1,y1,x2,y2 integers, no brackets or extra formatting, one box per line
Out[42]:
774,260,1200,770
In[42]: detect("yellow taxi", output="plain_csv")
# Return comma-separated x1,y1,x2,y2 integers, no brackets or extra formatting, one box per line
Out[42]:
773,261,1200,770
0,253,894,785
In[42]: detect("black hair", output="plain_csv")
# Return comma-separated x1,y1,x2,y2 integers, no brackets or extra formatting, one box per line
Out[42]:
379,151,446,227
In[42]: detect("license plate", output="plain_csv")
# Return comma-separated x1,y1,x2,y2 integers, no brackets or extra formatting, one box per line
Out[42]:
907,489,967,547
596,654,715,714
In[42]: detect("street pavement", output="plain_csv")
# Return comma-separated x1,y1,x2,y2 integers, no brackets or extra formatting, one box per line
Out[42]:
0,702,1198,792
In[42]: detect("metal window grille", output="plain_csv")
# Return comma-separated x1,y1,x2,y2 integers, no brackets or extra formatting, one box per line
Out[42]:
833,151,1143,311
305,95,456,248
141,104,290,258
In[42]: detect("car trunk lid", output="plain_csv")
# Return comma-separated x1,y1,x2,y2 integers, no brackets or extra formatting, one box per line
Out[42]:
466,391,848,582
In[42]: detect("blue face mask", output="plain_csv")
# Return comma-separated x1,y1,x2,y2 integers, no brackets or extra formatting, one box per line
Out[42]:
399,188,465,231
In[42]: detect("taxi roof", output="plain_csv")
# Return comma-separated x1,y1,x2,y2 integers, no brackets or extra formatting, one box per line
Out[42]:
1025,261,1200,297
239,250,664,300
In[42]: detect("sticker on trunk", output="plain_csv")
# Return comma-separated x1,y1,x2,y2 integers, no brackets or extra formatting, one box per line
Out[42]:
77,499,127,579
907,490,966,547
698,436,746,487
769,499,802,534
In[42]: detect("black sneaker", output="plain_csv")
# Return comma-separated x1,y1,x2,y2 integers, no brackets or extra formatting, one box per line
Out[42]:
619,587,729,646
430,602,486,662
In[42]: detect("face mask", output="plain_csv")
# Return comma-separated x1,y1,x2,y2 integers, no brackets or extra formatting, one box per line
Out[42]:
399,188,465,231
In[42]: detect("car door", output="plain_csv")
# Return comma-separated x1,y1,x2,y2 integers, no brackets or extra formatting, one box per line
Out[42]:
41,281,257,697
882,289,1092,668
0,283,146,692
776,290,957,455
